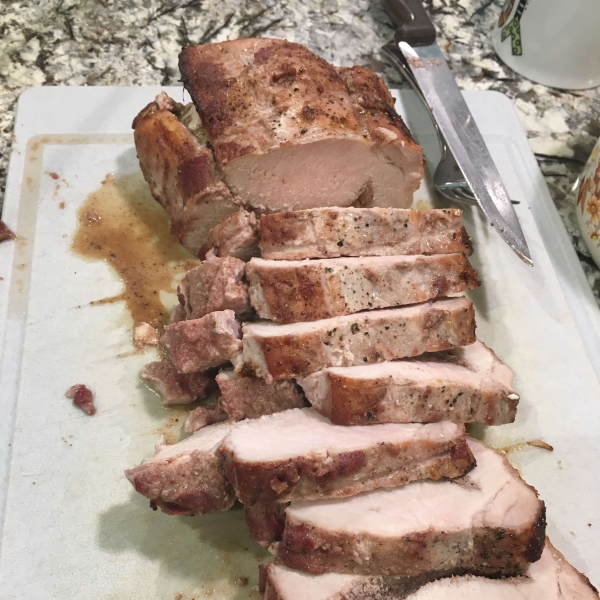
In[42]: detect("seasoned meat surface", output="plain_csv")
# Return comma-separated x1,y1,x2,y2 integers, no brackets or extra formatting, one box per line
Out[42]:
140,359,216,406
166,310,242,373
247,254,479,323
263,541,599,600
216,369,305,421
184,405,228,433
239,297,476,380
179,39,423,211
259,207,472,260
298,340,518,425
124,421,236,516
132,93,239,254
178,256,250,319
220,408,474,505
276,439,545,577
206,209,260,261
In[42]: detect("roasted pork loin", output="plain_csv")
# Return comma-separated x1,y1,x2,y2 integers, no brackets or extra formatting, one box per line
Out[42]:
275,439,545,576
165,310,241,373
238,297,476,380
259,207,472,260
179,39,423,213
298,340,518,425
178,256,250,319
247,254,479,323
125,421,236,516
263,541,599,600
216,369,305,421
220,409,473,505
140,359,217,406
132,94,239,255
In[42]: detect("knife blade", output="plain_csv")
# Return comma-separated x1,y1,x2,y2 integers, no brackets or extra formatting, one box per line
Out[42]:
382,0,533,265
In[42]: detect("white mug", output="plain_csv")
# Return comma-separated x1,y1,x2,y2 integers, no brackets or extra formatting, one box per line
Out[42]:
492,0,600,90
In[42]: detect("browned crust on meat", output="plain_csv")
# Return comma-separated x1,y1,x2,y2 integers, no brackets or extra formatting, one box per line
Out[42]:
179,39,365,165
323,372,517,426
132,96,239,254
221,435,475,505
248,254,480,324
246,502,288,547
259,208,473,260
337,66,417,147
249,300,476,380
217,374,305,421
277,502,546,577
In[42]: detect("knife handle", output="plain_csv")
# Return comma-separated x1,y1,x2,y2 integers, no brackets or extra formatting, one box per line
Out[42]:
382,0,436,46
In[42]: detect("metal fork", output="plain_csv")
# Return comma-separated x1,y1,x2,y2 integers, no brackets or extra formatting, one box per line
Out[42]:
382,43,519,206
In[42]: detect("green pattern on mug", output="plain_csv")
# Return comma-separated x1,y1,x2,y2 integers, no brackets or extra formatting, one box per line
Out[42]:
500,0,530,56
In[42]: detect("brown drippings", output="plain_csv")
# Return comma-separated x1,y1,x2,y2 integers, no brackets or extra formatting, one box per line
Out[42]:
498,440,554,455
72,172,198,328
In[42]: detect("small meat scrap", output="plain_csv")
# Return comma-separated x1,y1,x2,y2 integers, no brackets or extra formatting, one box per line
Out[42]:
184,404,228,433
66,384,96,416
170,304,187,323
165,310,242,373
0,221,16,242
205,209,260,261
134,322,160,346
216,369,305,421
140,359,216,406
178,256,250,319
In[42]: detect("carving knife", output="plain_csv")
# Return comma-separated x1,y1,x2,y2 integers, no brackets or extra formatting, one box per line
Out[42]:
382,0,533,265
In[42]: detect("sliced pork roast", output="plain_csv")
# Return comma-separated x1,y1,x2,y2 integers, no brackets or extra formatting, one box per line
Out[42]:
177,256,250,319
132,93,239,255
298,340,518,425
238,297,476,380
125,421,236,516
220,409,474,505
165,310,241,373
275,439,545,577
216,369,305,421
179,39,423,212
140,359,217,406
206,208,260,261
184,404,228,433
259,207,472,260
262,541,599,600
246,254,479,323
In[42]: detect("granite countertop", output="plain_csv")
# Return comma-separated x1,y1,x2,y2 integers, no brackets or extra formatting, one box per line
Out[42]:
1,0,599,302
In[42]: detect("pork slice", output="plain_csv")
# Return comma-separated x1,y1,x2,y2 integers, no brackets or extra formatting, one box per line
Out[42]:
165,310,242,373
124,421,236,516
221,408,474,505
206,209,260,261
259,207,472,260
246,254,479,323
246,502,288,548
216,369,305,421
140,359,217,406
276,438,545,576
298,340,518,425
178,256,250,319
263,541,598,600
179,39,423,212
132,93,240,255
239,297,476,380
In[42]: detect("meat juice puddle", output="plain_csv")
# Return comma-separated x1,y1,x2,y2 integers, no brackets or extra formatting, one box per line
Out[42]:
72,172,198,330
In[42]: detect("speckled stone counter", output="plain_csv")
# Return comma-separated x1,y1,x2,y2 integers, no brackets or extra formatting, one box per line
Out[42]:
1,0,599,301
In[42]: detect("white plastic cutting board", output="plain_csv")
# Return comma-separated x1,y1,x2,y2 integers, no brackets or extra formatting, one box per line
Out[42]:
0,87,599,599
